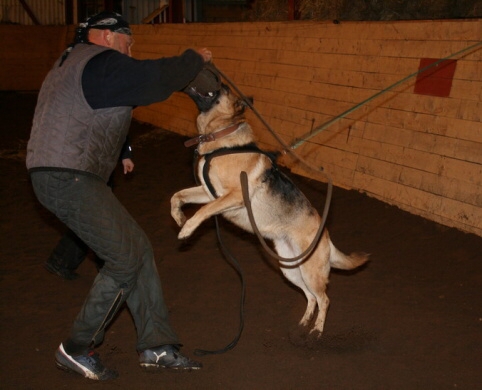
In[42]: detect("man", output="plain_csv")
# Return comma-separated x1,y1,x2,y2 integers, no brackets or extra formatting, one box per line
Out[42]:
26,11,213,380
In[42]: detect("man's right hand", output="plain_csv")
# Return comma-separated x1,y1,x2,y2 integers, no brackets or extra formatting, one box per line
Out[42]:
197,48,212,63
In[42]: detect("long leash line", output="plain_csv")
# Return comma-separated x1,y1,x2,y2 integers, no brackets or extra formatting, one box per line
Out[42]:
239,170,331,267
291,40,482,149
193,216,246,356
190,153,246,356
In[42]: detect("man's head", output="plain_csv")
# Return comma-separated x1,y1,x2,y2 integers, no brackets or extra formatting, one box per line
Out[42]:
75,11,134,56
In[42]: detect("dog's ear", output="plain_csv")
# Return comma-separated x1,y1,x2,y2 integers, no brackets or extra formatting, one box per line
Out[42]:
237,96,253,112
243,96,254,107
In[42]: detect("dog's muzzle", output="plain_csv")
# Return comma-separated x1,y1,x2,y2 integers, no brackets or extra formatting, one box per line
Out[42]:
183,64,222,112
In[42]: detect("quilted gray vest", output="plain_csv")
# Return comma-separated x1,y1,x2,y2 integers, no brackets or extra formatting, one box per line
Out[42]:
26,44,132,182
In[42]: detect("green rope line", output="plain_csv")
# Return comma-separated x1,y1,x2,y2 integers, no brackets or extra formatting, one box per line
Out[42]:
291,40,482,150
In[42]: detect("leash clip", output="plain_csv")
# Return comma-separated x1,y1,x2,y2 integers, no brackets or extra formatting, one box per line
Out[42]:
183,133,215,148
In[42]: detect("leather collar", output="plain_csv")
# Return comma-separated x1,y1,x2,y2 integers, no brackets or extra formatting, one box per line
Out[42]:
184,123,241,148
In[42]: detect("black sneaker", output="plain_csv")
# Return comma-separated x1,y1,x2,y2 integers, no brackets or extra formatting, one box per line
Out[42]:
139,345,202,370
55,343,118,380
45,261,79,280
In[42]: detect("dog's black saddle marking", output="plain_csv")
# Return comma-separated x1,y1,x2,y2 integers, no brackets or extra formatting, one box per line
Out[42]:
201,143,279,198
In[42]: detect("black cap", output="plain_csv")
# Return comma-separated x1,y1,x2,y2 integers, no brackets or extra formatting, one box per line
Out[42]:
62,11,131,66
73,11,131,45
84,11,131,35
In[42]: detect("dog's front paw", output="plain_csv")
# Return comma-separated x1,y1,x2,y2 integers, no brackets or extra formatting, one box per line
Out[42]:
178,219,197,239
178,227,191,240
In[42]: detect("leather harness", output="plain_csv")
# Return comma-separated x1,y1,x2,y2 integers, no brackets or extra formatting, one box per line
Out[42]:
199,143,279,198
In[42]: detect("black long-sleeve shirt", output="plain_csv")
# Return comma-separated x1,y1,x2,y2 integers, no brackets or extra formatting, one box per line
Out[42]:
82,48,204,109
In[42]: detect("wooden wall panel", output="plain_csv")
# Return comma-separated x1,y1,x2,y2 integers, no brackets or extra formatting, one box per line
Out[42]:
0,19,480,236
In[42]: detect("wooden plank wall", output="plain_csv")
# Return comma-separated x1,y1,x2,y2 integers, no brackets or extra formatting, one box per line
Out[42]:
0,20,480,236
0,25,71,90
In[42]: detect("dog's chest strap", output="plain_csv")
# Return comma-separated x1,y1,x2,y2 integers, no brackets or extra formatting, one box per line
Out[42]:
201,143,278,198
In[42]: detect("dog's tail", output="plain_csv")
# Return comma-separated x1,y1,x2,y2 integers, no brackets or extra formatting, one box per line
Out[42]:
328,240,370,270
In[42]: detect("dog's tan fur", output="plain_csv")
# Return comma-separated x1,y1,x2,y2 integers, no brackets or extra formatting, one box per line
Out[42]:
171,86,369,338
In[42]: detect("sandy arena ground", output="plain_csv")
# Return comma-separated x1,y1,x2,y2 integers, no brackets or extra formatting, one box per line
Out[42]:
0,91,481,389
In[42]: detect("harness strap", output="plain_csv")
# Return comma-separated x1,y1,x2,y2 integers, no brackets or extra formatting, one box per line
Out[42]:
201,143,278,198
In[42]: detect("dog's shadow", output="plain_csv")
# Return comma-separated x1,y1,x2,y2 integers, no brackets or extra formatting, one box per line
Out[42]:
289,324,377,353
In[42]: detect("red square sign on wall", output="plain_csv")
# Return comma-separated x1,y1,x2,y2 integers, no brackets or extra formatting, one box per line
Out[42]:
414,58,457,98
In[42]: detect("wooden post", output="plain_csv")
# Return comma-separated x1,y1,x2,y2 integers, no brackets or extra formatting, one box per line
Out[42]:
288,0,299,20
169,0,184,23
19,0,40,25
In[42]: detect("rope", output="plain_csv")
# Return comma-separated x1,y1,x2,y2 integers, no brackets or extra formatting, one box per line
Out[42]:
291,40,482,149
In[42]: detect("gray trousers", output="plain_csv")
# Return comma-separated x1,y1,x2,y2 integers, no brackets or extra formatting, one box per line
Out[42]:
30,170,179,351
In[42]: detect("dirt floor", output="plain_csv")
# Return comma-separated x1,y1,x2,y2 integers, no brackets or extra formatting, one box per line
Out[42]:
0,91,481,390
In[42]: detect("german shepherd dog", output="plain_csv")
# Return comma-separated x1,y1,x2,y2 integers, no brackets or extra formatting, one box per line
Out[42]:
171,83,369,341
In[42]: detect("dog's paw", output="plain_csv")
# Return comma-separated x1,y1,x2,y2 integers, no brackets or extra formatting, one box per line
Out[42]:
178,222,194,239
171,211,186,227
178,217,202,239
289,325,324,349
178,230,190,240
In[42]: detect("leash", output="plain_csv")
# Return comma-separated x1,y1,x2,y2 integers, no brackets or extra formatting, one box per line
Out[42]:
190,66,333,355
193,215,246,356
190,150,246,356
240,170,332,266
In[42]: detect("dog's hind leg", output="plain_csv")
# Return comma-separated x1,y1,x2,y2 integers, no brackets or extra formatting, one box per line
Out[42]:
298,237,332,336
299,262,330,336
275,239,318,329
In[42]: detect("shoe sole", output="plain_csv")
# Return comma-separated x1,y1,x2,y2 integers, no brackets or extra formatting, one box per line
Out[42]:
55,345,118,380
140,362,202,371
55,355,100,380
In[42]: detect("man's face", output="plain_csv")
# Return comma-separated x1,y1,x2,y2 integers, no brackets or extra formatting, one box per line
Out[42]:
111,32,134,57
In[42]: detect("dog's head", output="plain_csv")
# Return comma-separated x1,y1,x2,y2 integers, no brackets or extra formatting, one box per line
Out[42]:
193,84,254,132
183,65,223,112
183,66,253,115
